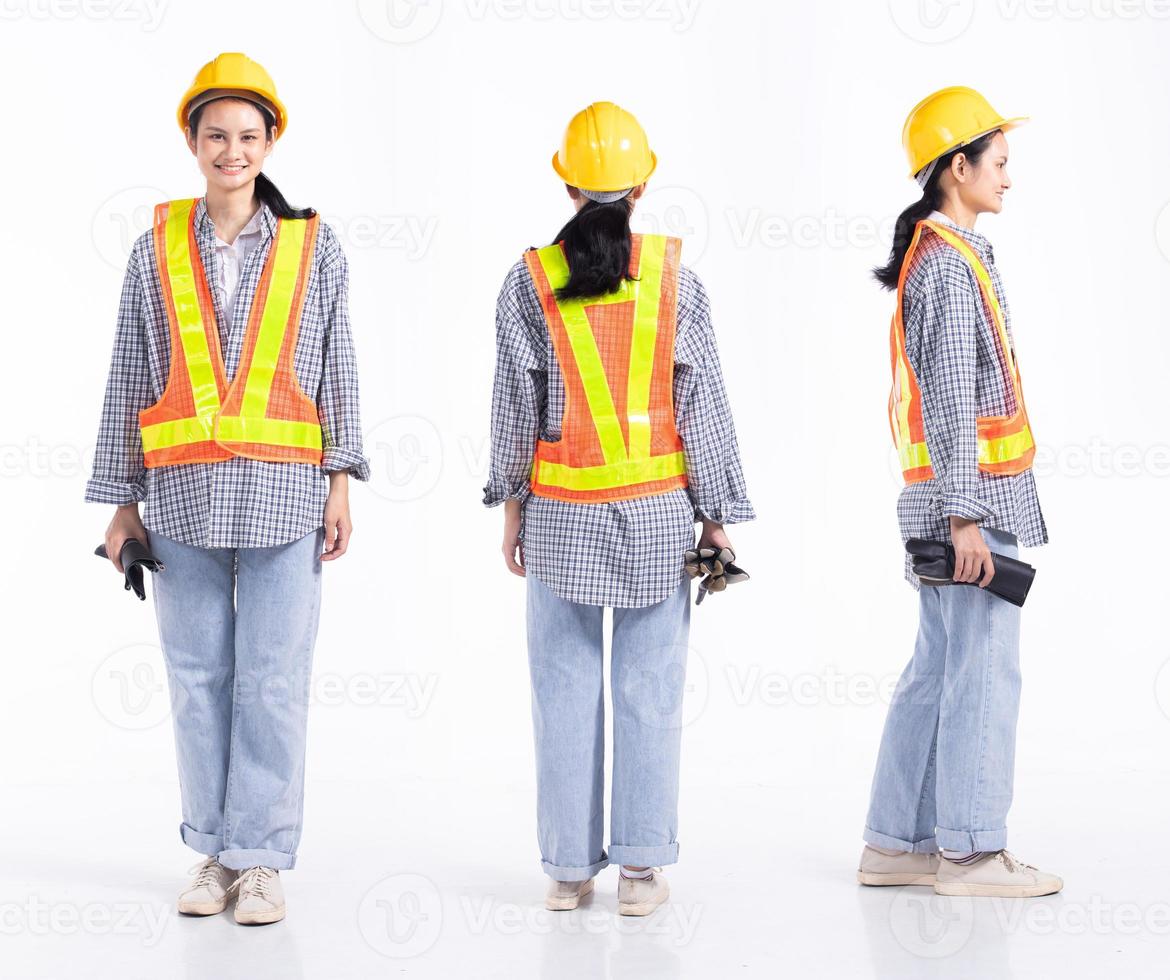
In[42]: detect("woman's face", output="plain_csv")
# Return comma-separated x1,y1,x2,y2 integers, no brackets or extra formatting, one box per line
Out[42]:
185,98,274,193
950,130,1012,215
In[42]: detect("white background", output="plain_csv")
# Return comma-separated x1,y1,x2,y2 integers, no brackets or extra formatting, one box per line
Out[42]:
2,0,1169,976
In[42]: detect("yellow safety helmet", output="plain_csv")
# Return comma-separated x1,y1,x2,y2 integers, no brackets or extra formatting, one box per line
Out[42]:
177,52,288,138
902,86,1026,179
551,101,657,193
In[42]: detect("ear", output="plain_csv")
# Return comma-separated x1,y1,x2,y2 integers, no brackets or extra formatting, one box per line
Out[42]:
627,182,647,201
184,125,197,156
565,184,582,201
264,129,276,159
949,152,969,184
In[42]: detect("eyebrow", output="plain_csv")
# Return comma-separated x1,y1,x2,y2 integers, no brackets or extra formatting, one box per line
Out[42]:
203,125,264,135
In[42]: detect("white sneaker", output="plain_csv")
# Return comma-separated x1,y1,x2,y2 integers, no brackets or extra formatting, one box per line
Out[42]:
178,857,237,916
856,845,940,886
617,868,669,916
934,850,1063,897
545,877,595,911
227,866,286,924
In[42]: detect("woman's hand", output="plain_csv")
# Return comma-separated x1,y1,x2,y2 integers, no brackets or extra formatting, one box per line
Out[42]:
321,472,352,561
698,518,733,554
949,515,994,587
104,503,149,574
502,498,525,576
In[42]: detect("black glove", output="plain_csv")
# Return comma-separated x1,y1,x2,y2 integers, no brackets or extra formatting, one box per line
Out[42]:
683,546,750,605
905,538,1035,607
94,538,165,601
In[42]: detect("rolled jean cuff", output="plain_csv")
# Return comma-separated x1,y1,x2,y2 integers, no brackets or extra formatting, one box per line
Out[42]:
863,826,938,854
218,848,297,871
541,854,609,882
179,822,224,857
607,842,680,868
934,826,1007,852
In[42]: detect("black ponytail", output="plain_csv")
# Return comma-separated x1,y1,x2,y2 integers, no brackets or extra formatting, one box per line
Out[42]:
188,98,315,220
551,196,634,300
253,170,314,220
872,131,997,291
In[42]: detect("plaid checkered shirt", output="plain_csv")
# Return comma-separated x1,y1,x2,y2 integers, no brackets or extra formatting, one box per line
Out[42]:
85,198,371,549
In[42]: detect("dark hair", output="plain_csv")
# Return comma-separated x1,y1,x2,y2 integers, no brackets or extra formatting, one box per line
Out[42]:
871,131,997,291
551,195,634,300
187,97,315,220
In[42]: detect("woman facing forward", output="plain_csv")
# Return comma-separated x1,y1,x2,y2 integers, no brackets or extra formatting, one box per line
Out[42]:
86,52,370,924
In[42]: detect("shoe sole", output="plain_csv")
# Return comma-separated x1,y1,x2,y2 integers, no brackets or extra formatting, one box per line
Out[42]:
234,906,286,925
546,879,594,911
178,900,228,916
934,879,1063,898
856,871,937,886
618,897,668,917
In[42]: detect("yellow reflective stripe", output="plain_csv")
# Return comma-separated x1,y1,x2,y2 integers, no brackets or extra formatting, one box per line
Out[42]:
215,414,322,450
979,425,1034,466
899,440,931,472
536,244,630,467
626,235,665,461
239,217,307,419
140,415,215,453
894,343,917,460
537,451,686,492
165,198,222,420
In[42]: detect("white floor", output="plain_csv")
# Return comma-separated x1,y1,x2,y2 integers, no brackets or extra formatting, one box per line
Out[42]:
4,766,1164,979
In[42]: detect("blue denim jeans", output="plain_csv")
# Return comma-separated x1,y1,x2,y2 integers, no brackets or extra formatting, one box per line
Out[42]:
525,572,691,880
149,528,324,871
864,527,1023,853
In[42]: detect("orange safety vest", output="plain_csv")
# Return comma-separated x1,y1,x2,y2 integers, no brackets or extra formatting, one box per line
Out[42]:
138,198,324,468
889,219,1036,484
524,233,688,503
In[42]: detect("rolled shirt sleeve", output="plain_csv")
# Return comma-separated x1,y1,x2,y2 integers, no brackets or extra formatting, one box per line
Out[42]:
316,227,372,482
483,261,544,508
909,248,995,522
84,243,151,506
673,267,756,525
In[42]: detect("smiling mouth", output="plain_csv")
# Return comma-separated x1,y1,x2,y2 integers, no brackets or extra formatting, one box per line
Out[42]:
216,163,246,174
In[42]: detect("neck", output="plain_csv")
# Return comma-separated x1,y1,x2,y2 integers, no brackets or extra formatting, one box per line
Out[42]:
936,194,978,231
204,182,260,244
